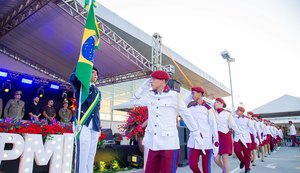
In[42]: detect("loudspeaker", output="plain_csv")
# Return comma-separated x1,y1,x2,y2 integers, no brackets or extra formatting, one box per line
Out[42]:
178,144,189,167
178,127,186,145
167,79,181,93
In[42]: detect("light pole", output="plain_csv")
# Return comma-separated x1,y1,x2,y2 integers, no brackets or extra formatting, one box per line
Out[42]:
221,50,235,112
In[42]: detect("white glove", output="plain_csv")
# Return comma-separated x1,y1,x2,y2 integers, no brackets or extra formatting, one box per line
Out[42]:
255,136,259,145
134,78,151,98
185,94,193,106
212,142,219,157
140,78,151,90
192,130,206,155
238,134,248,148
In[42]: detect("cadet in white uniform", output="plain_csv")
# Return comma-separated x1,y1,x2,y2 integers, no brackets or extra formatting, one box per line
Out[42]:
214,98,244,173
132,70,204,173
185,86,219,173
233,106,253,173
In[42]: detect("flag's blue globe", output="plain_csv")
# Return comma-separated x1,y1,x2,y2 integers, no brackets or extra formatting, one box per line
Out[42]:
82,36,95,62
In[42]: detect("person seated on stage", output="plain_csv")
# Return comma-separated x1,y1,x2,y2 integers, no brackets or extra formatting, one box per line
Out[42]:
4,90,25,120
43,99,56,124
59,100,72,125
28,95,42,122
0,97,2,118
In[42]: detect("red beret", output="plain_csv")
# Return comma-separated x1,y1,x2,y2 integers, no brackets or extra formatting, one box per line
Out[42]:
151,70,170,80
289,121,293,123
247,111,253,115
237,106,245,113
215,97,225,104
191,86,205,94
252,114,259,117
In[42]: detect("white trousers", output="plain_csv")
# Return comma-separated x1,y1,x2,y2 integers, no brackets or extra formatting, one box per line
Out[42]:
74,125,100,173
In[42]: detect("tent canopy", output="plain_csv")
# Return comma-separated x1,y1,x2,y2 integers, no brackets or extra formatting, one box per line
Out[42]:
252,95,300,118
0,0,230,98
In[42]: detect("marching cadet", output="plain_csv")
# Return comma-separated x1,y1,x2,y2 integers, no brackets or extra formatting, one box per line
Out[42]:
131,70,204,173
270,122,277,152
185,86,219,173
214,98,244,173
265,120,272,155
251,113,262,164
246,112,259,166
288,121,299,147
233,106,253,173
260,118,268,161
256,116,266,162
4,90,25,120
277,126,284,146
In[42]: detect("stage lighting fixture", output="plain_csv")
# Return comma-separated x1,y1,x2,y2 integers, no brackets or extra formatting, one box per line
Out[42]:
62,91,67,99
37,87,44,98
2,81,11,93
50,84,59,90
21,78,33,84
0,71,8,77
127,154,143,168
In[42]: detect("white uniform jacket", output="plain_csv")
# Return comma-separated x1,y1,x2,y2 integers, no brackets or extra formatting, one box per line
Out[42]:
131,81,201,151
185,98,219,149
266,125,271,135
215,109,242,134
278,129,283,139
270,126,276,138
254,121,262,144
233,116,252,143
261,122,267,141
290,124,297,135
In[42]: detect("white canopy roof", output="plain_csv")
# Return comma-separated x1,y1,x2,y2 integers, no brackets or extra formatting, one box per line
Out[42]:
252,95,300,114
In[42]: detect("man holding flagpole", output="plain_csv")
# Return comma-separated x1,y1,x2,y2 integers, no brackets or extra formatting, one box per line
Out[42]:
70,0,101,172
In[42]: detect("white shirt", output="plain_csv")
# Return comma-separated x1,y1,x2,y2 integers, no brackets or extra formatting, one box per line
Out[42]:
186,100,219,149
132,85,200,151
254,121,262,142
290,124,297,135
266,125,271,135
215,109,241,134
233,116,252,143
278,129,283,138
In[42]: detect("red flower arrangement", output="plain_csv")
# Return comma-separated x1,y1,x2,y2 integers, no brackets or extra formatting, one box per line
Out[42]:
118,106,148,140
0,118,73,139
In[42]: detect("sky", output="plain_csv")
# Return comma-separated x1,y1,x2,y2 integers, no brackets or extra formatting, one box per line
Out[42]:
96,0,300,111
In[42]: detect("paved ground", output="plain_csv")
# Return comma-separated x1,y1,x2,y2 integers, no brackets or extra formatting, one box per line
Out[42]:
120,146,300,173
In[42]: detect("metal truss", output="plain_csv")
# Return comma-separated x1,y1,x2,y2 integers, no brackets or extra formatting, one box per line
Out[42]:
0,45,71,90
97,71,151,86
0,0,52,38
151,33,163,71
0,68,72,91
56,0,152,73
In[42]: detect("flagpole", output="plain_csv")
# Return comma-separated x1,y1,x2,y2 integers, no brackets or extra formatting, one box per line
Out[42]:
76,84,82,136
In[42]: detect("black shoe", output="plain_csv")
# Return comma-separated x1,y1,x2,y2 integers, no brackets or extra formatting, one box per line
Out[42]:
252,163,256,166
240,162,245,169
245,169,251,173
261,159,264,162
251,160,253,163
258,155,260,158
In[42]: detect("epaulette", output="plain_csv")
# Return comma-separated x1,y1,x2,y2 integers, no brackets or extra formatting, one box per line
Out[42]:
203,103,211,110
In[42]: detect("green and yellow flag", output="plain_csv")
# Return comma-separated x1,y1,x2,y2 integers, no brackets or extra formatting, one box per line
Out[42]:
75,0,100,104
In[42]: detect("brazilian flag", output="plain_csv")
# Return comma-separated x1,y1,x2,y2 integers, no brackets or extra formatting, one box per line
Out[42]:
75,0,100,104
